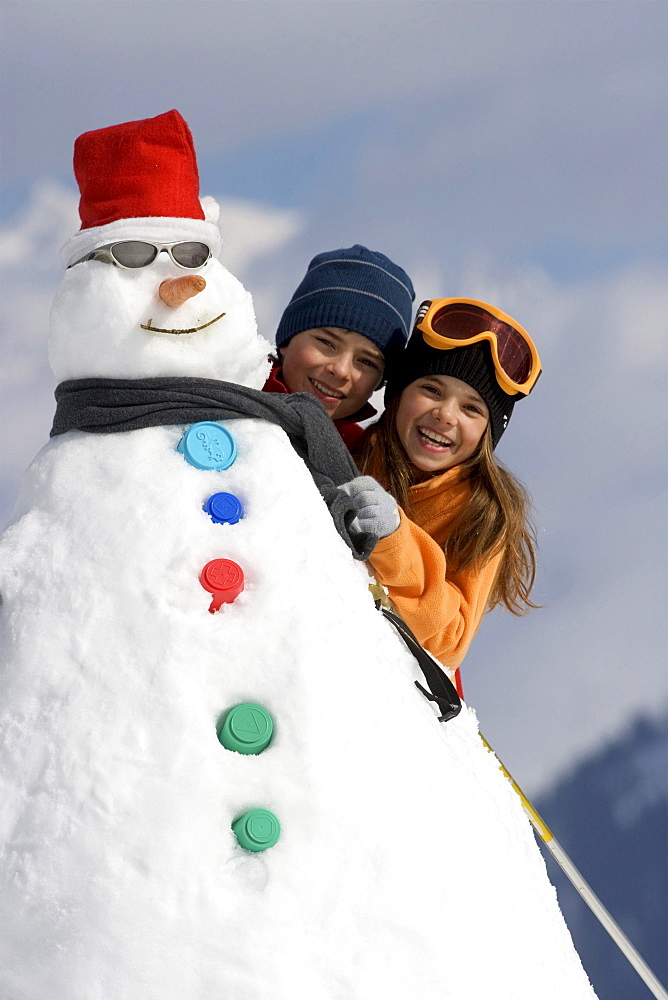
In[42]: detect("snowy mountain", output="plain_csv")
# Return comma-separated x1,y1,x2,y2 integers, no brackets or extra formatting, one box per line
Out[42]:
536,713,668,999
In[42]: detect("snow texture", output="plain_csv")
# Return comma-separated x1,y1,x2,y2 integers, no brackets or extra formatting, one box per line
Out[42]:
0,212,597,999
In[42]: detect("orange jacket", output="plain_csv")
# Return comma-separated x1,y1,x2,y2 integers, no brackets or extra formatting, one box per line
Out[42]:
367,466,502,671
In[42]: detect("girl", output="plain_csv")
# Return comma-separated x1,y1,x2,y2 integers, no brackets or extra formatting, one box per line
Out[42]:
346,297,542,682
263,245,415,448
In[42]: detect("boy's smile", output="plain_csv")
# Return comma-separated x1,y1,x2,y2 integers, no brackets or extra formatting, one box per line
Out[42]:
279,327,384,419
308,376,345,403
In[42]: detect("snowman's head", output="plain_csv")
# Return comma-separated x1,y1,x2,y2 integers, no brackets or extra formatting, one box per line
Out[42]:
49,110,272,389
50,211,271,388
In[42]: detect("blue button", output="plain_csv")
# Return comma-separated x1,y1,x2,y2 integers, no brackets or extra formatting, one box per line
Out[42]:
204,492,243,525
177,422,237,471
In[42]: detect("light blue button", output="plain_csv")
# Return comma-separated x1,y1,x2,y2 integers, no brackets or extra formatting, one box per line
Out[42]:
177,422,237,471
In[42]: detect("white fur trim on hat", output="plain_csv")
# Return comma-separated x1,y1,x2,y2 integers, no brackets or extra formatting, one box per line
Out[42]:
60,213,223,269
200,196,220,225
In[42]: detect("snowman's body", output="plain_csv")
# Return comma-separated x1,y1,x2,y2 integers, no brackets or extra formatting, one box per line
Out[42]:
0,248,596,999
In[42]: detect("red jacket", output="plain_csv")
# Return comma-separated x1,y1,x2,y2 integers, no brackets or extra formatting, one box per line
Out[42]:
262,363,376,449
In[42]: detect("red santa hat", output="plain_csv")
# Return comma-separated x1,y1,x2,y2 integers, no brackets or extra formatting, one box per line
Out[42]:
60,110,222,268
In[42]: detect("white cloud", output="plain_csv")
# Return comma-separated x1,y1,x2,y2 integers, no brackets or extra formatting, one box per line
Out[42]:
216,197,304,275
0,179,79,268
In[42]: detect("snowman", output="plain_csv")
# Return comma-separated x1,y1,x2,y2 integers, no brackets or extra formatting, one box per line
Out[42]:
0,111,597,1000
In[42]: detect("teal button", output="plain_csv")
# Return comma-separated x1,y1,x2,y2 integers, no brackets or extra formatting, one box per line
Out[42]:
217,704,274,755
232,809,281,853
177,422,237,471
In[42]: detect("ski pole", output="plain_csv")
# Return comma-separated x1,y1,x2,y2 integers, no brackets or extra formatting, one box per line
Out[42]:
480,733,668,1000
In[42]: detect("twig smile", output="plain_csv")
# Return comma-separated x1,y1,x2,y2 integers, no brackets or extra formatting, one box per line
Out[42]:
141,312,226,335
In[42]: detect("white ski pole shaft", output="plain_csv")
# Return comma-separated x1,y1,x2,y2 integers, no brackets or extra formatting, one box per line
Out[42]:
480,734,668,1000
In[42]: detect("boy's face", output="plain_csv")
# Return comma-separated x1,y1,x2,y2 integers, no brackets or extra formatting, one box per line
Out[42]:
279,327,384,419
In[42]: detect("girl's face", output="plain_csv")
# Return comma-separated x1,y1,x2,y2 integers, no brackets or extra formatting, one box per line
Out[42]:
395,374,489,474
279,327,384,419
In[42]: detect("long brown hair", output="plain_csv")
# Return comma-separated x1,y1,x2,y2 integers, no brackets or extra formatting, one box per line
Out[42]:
355,397,539,615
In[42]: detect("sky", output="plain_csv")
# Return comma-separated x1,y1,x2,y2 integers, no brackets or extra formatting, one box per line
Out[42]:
1,0,667,796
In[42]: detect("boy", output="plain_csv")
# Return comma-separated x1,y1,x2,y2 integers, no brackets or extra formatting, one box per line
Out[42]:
264,245,414,447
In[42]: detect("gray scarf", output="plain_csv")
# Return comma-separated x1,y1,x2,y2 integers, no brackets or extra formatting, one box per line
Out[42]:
51,377,375,560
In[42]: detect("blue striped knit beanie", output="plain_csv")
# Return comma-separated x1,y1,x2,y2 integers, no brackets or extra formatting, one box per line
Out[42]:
275,245,415,359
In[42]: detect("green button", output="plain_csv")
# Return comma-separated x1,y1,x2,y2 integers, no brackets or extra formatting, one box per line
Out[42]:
217,703,274,755
232,809,281,852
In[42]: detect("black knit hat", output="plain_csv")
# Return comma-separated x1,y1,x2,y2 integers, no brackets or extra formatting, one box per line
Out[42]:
275,245,415,359
384,332,518,448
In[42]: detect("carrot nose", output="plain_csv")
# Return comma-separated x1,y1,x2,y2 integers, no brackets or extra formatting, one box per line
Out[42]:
159,275,206,308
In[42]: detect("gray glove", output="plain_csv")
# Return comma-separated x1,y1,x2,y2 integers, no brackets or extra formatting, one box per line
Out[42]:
339,476,400,540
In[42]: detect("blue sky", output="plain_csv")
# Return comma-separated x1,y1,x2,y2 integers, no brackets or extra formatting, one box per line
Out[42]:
1,0,666,794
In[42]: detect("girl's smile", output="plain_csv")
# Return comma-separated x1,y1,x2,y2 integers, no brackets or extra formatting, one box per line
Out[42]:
279,327,384,419
396,375,489,474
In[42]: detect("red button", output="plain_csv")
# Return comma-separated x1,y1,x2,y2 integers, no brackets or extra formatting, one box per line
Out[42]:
199,559,244,612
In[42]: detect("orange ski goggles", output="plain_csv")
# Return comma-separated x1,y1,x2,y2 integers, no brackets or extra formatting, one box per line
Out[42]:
415,298,542,396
